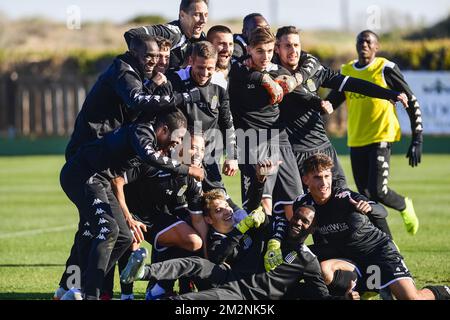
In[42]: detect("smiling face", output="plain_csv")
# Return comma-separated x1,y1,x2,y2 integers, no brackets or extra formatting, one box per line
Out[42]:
209,32,234,70
247,41,275,71
356,32,379,66
276,33,301,72
179,1,208,39
156,126,187,155
302,168,333,205
205,198,234,234
190,55,216,86
132,40,159,78
288,206,315,241
179,134,205,166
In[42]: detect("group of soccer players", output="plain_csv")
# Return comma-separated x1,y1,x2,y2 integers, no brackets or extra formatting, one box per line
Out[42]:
54,0,449,300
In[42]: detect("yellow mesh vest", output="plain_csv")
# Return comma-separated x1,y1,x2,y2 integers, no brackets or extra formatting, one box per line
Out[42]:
341,57,401,147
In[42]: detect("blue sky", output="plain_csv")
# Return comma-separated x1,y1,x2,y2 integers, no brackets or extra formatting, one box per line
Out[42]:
1,0,449,30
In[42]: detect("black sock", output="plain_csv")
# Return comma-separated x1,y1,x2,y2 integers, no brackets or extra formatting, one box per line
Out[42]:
328,270,358,296
424,285,450,300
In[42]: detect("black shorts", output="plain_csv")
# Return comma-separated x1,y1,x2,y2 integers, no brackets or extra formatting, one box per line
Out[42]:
309,241,413,292
132,213,190,253
239,144,303,212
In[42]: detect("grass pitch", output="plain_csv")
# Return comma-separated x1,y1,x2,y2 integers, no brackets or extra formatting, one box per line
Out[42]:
0,155,449,299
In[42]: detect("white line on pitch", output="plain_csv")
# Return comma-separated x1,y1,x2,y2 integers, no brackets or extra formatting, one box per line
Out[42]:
0,226,74,239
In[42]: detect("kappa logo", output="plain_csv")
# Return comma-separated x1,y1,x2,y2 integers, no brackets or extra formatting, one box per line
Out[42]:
84,222,90,227
92,198,103,205
285,251,297,264
96,234,106,240
82,230,93,237
335,190,351,199
247,84,256,89
99,227,110,234
98,218,108,225
95,208,106,215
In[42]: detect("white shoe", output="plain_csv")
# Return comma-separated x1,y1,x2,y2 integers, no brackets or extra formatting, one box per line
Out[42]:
53,287,67,300
60,287,83,300
120,248,148,284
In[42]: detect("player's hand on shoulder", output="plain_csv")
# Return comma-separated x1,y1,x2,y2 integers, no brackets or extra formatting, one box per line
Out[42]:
349,198,372,215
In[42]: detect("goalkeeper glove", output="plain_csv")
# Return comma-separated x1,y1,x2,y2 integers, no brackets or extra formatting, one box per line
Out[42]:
274,75,300,95
264,239,283,271
261,74,284,105
236,206,266,233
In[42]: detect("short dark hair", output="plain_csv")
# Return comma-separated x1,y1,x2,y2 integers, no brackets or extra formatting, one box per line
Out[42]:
357,30,380,42
207,25,232,41
276,26,300,40
129,33,157,52
243,13,266,30
180,0,208,12
191,41,217,60
155,36,172,50
302,153,334,175
248,27,275,47
155,110,187,132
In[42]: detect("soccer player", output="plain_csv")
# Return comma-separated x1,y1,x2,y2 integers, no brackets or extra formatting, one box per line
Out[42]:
294,153,449,300
65,34,179,160
110,131,207,299
154,37,172,75
207,25,234,78
124,0,208,70
120,194,360,300
202,160,287,274
59,111,202,300
228,27,303,218
54,34,188,300
273,26,408,236
168,41,239,203
327,30,423,236
232,13,269,59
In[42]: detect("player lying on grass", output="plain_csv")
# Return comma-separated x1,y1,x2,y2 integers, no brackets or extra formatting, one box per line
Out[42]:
289,153,449,300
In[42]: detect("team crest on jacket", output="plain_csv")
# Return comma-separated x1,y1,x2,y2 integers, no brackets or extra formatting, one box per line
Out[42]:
211,95,219,110
284,251,298,264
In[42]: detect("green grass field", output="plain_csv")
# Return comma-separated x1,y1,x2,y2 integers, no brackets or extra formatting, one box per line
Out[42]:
0,155,449,300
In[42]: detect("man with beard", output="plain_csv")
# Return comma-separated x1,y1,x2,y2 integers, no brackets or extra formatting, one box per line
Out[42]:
228,27,303,218
207,25,234,78
272,26,408,237
124,0,208,70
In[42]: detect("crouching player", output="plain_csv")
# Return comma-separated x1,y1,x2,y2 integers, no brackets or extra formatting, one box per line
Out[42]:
293,153,450,300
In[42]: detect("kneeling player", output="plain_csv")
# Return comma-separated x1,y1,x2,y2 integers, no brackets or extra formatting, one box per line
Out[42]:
294,153,450,300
